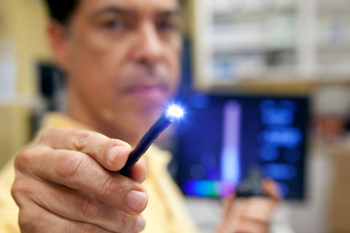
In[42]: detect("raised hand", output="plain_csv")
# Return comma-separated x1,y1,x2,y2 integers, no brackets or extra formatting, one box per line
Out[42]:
12,128,148,233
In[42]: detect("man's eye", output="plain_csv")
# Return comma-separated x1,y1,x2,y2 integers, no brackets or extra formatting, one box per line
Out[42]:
104,20,122,30
158,21,178,32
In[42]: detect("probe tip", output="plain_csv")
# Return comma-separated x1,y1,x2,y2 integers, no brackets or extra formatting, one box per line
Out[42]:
166,105,184,120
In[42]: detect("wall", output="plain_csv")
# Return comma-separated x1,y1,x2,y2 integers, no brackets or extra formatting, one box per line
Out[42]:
0,0,51,168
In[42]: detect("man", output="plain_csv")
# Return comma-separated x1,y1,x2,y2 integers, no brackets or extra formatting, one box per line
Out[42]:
0,0,280,232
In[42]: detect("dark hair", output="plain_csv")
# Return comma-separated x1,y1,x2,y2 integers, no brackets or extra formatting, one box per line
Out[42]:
45,0,80,25
45,0,185,25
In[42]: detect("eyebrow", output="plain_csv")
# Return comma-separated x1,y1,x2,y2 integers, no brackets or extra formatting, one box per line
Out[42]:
90,6,180,20
90,7,136,19
156,9,181,17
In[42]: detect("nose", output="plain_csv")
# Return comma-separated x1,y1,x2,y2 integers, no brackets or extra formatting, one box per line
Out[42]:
133,21,164,66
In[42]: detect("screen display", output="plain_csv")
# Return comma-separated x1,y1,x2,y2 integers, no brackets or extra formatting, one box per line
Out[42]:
173,94,309,200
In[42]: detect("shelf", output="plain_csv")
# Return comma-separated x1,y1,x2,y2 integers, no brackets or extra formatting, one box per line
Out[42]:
213,9,296,22
195,76,350,96
212,44,295,53
212,2,296,18
318,45,350,52
193,0,350,94
195,79,315,95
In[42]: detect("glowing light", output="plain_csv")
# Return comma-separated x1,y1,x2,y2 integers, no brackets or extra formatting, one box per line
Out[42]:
166,105,184,120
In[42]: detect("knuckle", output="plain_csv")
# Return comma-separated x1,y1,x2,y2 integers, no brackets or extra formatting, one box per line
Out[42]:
58,152,87,180
11,181,22,202
74,224,104,233
115,212,136,232
97,140,115,159
98,138,129,159
14,149,33,172
72,130,91,150
100,175,130,203
18,208,43,232
77,193,103,218
119,212,130,232
121,141,132,153
40,128,60,143
39,130,50,143
11,180,35,198
18,213,35,232
100,175,118,198
14,150,30,171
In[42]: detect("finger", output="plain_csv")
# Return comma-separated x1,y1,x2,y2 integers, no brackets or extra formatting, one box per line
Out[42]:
216,194,239,233
222,193,236,220
223,200,245,232
39,128,132,172
128,157,148,184
234,217,269,233
240,198,276,224
261,179,281,201
17,147,148,215
17,178,145,232
221,198,274,232
18,202,115,233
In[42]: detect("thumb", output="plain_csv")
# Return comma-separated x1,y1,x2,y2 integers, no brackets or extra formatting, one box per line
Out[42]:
261,178,282,202
222,192,236,220
215,192,237,233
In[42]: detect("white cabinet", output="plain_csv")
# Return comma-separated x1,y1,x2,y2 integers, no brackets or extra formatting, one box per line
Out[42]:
193,0,350,92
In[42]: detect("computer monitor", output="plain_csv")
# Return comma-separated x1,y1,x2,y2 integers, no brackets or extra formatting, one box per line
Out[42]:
173,94,309,200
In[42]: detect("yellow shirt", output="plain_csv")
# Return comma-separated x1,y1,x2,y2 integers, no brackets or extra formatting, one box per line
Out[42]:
0,113,199,233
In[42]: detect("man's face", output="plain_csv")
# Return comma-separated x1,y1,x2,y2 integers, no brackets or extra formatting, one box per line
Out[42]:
59,0,182,140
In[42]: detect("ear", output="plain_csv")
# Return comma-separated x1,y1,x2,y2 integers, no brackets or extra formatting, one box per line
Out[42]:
47,20,71,72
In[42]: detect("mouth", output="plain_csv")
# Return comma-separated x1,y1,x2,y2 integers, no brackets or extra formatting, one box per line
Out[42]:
125,84,168,102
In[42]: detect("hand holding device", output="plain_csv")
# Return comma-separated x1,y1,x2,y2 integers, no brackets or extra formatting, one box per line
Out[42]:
12,128,147,232
216,179,281,233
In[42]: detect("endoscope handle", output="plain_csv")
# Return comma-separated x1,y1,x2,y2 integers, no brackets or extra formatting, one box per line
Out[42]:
236,167,266,198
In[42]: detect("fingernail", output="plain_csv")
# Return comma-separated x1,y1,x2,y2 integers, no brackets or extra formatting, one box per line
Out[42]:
107,146,124,164
127,191,148,212
134,216,146,232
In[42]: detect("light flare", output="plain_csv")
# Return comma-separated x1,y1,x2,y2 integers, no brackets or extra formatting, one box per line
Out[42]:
166,105,184,120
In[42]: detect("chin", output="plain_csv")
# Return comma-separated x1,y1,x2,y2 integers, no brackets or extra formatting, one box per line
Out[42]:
118,107,163,141
137,111,161,130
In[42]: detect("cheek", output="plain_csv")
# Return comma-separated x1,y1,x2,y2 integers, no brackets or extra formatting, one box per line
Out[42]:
68,36,128,100
72,42,118,78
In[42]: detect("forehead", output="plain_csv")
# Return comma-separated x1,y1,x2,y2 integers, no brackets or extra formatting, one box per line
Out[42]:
76,0,180,17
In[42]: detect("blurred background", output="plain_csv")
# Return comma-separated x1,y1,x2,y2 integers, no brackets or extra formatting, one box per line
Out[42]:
2,0,350,232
